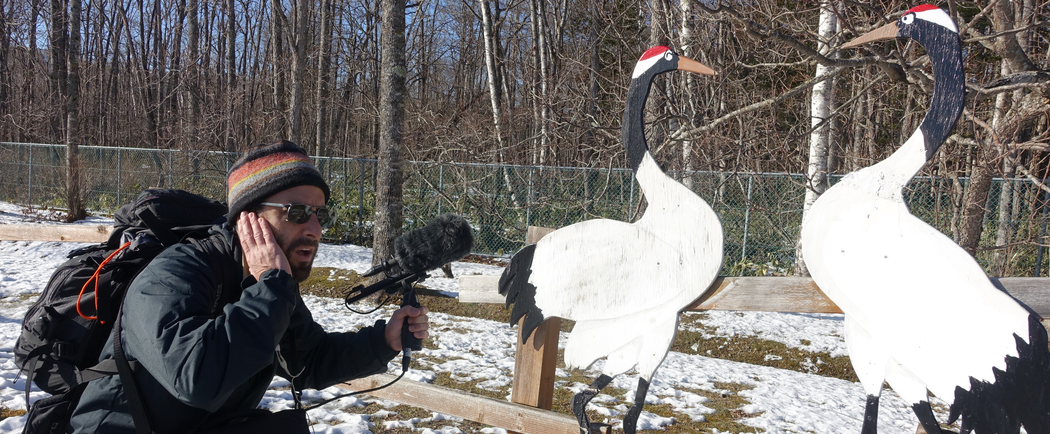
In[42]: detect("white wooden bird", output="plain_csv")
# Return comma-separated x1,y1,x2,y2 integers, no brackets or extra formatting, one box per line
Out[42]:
800,5,1050,434
499,46,723,434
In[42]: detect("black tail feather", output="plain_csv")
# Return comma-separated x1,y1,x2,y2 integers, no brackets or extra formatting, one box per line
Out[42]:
498,244,546,341
948,314,1050,434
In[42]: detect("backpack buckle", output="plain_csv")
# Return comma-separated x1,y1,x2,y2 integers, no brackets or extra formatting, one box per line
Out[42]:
53,341,72,358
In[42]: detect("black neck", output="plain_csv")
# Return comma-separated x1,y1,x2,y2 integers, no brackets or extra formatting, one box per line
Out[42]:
622,70,658,172
917,29,965,160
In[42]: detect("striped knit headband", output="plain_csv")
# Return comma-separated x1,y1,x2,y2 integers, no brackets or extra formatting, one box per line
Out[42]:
226,140,331,224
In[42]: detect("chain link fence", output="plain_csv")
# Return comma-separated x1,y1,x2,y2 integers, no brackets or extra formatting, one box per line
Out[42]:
2,142,1048,276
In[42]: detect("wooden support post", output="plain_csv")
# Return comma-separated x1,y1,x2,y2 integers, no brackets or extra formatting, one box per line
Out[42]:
511,316,561,409
508,226,562,432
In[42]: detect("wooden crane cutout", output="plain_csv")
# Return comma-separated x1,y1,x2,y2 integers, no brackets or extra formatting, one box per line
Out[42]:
499,46,723,434
800,5,1050,434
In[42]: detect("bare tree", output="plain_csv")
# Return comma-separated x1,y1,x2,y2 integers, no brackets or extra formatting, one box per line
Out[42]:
289,0,310,144
372,0,407,267
314,0,335,155
65,0,84,221
0,1,11,121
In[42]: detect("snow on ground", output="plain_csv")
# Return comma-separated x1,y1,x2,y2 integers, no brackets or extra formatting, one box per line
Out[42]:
0,203,940,433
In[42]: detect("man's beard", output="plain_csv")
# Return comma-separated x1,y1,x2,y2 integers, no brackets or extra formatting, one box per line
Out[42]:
284,237,319,282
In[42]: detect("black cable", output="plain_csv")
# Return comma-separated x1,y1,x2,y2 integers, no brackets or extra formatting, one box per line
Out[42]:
304,351,413,410
304,368,407,410
345,292,392,314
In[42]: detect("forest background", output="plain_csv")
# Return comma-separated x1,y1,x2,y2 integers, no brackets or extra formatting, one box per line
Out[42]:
1,0,1049,276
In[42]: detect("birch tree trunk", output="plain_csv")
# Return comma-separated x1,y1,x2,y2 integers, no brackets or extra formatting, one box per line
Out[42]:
796,1,838,276
992,0,1034,275
678,0,695,190
992,60,1016,274
480,0,505,156
480,0,521,209
528,0,549,165
372,0,407,268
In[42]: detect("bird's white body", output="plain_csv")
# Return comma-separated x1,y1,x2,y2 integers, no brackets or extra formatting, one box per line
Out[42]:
801,131,1031,404
528,153,723,379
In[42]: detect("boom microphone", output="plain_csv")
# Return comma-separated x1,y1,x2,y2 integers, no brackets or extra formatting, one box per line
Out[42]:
361,214,475,277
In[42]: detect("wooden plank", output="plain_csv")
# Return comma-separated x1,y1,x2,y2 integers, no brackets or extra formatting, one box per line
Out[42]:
461,274,1050,318
458,275,506,303
686,276,841,314
526,226,555,244
335,374,579,434
0,224,111,242
991,278,1050,319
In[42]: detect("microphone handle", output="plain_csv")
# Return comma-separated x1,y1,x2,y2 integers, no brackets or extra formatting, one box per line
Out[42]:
400,288,423,352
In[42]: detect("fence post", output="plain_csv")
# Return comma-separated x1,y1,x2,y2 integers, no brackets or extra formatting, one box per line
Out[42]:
438,164,444,215
28,146,34,205
741,175,753,269
628,175,635,221
526,166,533,228
168,150,174,188
1037,186,1049,276
116,148,122,204
358,159,365,239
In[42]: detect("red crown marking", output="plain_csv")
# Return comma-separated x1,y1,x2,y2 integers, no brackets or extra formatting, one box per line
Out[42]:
905,4,939,14
639,46,670,61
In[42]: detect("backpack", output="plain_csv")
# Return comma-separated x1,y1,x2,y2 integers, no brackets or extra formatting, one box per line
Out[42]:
15,188,231,434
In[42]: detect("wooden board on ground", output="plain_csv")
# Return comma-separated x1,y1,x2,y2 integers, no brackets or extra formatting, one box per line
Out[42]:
458,275,507,303
0,224,111,242
686,276,841,314
460,275,1050,318
336,374,580,434
992,278,1050,319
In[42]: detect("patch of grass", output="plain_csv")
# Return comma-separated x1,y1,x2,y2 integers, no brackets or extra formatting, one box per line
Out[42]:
431,371,507,400
365,402,493,433
675,314,857,383
647,382,764,434
671,327,857,383
550,368,765,433
0,406,26,420
300,267,363,299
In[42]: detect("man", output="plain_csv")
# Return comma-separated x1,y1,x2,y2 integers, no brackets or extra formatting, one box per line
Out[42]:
70,140,429,433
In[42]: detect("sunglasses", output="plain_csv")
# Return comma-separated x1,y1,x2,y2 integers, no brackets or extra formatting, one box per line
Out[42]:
259,202,334,227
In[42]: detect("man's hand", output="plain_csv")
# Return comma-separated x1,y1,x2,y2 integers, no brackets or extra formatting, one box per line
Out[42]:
237,211,291,281
385,306,430,352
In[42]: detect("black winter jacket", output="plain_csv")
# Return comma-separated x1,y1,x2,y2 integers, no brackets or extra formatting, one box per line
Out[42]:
69,225,398,433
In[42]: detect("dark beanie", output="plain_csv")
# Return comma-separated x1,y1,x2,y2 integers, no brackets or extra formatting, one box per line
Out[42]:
226,140,331,224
